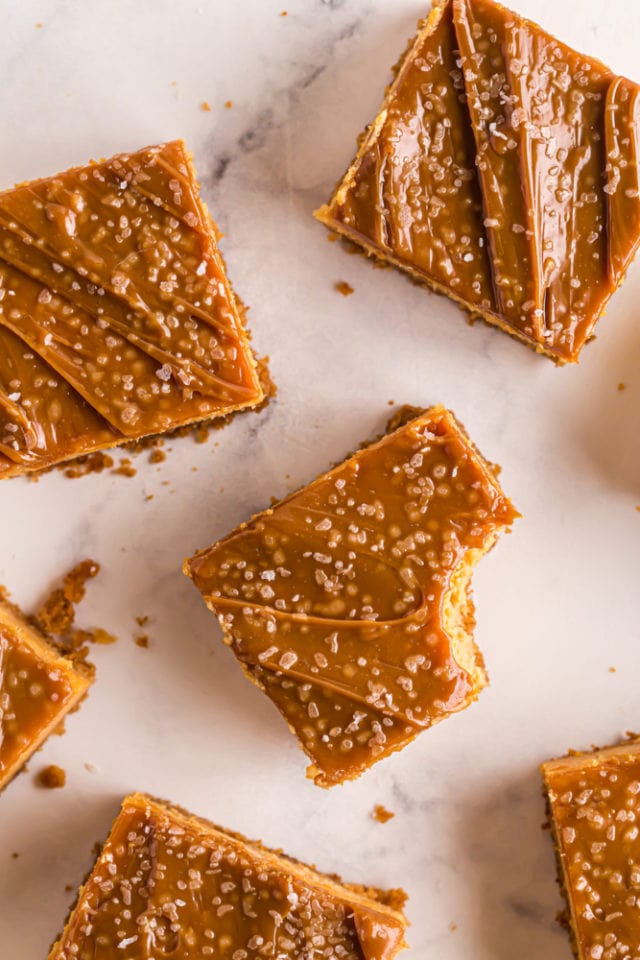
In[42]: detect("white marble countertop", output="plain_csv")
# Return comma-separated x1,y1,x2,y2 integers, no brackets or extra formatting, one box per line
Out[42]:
1,0,639,957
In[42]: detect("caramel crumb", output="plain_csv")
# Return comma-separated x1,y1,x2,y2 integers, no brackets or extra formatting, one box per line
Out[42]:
112,458,136,478
449,922,458,932
36,22,43,28
371,804,395,823
37,560,99,637
64,884,74,892
636,506,640,513
84,763,96,773
618,382,627,391
149,448,166,464
225,100,233,109
11,852,19,859
609,666,617,673
334,280,354,297
87,628,117,645
194,425,210,444
136,615,149,628
37,765,66,789
145,494,154,501
64,451,114,479
134,634,150,649
280,10,288,15
201,101,211,112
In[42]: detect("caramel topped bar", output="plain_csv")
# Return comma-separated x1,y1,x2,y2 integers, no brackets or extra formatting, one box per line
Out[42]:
186,406,516,786
48,792,409,960
0,140,263,477
315,0,640,363
0,598,91,790
542,741,640,960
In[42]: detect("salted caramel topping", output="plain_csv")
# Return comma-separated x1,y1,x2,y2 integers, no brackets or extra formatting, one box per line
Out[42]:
0,140,263,478
543,741,640,960
186,406,516,786
48,793,409,960
315,0,640,363
0,599,91,791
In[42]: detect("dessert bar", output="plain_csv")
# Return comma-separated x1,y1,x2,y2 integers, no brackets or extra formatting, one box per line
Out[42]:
0,140,263,477
0,596,91,790
48,792,409,959
315,0,640,362
186,406,516,786
542,739,640,960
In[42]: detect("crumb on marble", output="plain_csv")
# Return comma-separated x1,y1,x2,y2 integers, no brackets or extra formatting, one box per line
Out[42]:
37,560,99,637
11,852,19,859
225,100,233,109
37,765,66,789
84,763,96,773
64,451,114,479
610,666,617,673
371,804,395,824
449,922,458,932
149,448,166,464
201,101,211,112
618,382,627,391
334,280,354,297
134,634,150,649
112,458,136,478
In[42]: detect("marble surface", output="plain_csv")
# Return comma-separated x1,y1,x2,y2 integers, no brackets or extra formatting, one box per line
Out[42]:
1,0,639,957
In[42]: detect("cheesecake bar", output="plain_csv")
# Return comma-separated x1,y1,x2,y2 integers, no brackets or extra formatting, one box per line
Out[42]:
186,406,517,786
0,140,263,478
315,0,640,363
48,792,409,959
0,596,92,791
542,739,640,960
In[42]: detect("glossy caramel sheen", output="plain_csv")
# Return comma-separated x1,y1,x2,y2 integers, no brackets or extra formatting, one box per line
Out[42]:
0,601,90,789
543,742,640,960
49,793,408,960
0,140,262,477
186,407,516,786
315,0,640,363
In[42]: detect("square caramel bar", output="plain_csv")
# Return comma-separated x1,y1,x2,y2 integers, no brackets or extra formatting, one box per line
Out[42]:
0,596,91,790
0,140,263,478
542,740,640,960
48,792,409,959
315,0,640,363
186,406,517,786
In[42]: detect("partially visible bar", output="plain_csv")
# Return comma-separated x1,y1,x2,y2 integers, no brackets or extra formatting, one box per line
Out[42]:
542,739,640,960
0,597,91,790
48,792,409,960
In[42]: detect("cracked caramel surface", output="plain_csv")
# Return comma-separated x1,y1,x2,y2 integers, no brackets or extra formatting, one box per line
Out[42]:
186,406,516,786
0,600,91,790
48,793,408,960
0,140,263,478
543,741,640,960
315,0,640,362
